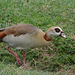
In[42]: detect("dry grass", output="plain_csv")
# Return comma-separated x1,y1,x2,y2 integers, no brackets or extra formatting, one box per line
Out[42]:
71,35,75,40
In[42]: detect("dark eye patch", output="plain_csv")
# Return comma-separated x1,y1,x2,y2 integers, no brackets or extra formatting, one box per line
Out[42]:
55,28,60,32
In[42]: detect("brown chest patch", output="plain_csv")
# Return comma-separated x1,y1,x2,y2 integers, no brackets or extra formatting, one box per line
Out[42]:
43,33,52,41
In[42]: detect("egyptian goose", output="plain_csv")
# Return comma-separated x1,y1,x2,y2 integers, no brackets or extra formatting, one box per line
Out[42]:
0,24,66,69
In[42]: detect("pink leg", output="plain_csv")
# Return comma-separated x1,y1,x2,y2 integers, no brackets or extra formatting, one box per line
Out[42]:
6,45,22,65
23,51,26,67
21,51,26,67
22,51,32,69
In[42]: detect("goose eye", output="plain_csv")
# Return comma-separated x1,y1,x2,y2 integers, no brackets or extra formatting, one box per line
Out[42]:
55,28,60,33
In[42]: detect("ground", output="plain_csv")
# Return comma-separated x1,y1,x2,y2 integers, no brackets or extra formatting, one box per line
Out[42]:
0,0,75,75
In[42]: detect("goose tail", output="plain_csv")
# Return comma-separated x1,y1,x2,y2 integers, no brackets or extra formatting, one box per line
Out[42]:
0,28,6,43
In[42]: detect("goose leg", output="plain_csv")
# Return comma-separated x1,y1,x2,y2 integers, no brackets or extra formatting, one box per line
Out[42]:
21,51,32,69
23,51,26,67
6,45,22,65
21,51,26,67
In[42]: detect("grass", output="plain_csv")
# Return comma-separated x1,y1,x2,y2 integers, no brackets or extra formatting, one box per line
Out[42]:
0,0,75,75
0,63,74,75
0,63,52,75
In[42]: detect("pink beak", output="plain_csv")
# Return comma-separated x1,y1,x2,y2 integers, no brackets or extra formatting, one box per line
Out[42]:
60,32,67,38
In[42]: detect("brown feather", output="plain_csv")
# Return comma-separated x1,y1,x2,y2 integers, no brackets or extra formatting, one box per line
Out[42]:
43,27,53,41
4,24,40,36
0,31,6,39
43,33,52,41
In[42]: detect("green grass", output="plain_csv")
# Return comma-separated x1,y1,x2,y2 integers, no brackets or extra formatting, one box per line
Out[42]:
0,63,74,75
0,0,75,75
0,63,52,75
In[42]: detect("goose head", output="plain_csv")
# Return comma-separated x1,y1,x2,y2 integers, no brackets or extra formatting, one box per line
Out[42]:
44,27,67,41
